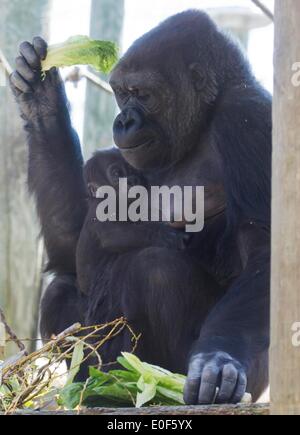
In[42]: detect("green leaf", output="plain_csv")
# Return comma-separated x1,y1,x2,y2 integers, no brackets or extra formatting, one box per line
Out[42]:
157,375,185,392
136,376,157,408
89,366,111,381
108,369,139,383
58,383,84,409
66,340,84,386
121,353,148,376
41,35,118,74
156,386,185,405
117,355,138,373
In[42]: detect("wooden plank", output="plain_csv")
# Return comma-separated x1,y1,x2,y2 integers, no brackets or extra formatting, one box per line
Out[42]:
271,0,300,416
0,403,269,416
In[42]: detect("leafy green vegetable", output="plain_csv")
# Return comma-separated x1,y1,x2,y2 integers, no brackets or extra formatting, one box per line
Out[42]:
58,352,186,410
41,35,118,74
66,340,84,386
136,376,157,408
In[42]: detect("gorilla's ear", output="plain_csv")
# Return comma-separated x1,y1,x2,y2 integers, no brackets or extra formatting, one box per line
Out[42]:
189,62,218,104
188,63,207,92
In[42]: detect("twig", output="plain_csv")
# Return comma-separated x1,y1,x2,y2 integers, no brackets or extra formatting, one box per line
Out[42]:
0,318,139,413
0,48,13,75
65,67,113,94
0,307,27,355
250,0,274,21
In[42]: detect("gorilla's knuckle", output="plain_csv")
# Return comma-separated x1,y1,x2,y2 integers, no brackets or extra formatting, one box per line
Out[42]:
239,373,248,387
33,36,44,45
15,56,24,66
19,41,30,52
185,378,200,390
222,364,238,380
189,357,202,373
202,366,218,382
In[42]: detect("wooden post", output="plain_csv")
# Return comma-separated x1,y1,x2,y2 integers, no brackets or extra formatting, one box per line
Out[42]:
271,0,300,415
83,0,124,158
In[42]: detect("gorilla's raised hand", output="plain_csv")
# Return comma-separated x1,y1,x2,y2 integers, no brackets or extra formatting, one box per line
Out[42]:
10,37,67,122
184,352,247,405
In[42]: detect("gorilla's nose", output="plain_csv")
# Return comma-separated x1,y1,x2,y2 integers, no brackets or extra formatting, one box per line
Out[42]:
118,108,143,130
113,108,144,149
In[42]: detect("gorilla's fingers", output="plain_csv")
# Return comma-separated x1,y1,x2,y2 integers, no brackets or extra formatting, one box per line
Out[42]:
184,378,201,405
33,36,47,60
183,358,203,405
10,71,32,94
9,74,22,97
197,365,220,404
232,371,247,404
15,56,35,82
19,41,40,70
216,363,238,403
48,67,61,85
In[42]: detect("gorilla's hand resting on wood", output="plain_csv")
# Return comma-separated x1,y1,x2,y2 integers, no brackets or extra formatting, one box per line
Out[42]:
184,352,247,404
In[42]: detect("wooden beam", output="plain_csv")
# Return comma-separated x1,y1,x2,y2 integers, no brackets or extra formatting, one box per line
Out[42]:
271,0,300,415
0,403,269,416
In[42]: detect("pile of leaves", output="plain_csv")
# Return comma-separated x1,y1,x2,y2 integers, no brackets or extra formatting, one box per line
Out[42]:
0,318,187,413
59,352,186,409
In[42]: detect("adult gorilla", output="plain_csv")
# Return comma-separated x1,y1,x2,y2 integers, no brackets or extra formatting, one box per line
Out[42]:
10,10,271,404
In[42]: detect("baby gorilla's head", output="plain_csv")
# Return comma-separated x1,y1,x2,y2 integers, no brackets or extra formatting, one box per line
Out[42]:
84,147,147,199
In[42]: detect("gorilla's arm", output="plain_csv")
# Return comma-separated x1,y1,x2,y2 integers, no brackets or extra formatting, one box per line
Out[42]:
185,233,269,404
10,38,87,274
92,220,190,252
185,86,271,404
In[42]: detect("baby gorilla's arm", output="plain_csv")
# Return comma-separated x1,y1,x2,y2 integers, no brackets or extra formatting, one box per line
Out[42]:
91,219,190,253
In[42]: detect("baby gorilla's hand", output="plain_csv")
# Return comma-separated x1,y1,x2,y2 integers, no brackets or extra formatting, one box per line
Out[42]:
10,37,67,121
184,351,247,405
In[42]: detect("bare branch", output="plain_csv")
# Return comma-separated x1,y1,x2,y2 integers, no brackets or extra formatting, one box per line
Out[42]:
65,67,113,94
0,49,13,75
0,307,27,355
251,0,274,21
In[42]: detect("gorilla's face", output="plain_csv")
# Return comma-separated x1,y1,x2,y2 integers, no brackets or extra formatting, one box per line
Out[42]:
110,62,214,171
110,14,219,171
110,68,170,170
84,148,146,197
109,11,222,171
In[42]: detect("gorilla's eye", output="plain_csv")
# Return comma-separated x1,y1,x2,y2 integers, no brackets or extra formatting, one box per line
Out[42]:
114,87,129,103
107,164,126,184
138,91,150,102
137,90,158,112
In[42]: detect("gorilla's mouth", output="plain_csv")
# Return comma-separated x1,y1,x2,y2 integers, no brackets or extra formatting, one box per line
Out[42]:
121,138,154,151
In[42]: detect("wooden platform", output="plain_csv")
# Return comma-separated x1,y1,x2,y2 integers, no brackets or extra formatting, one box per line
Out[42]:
1,403,269,416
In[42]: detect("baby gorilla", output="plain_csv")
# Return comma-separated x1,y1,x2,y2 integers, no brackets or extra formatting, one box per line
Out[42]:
76,147,189,294
74,148,193,367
